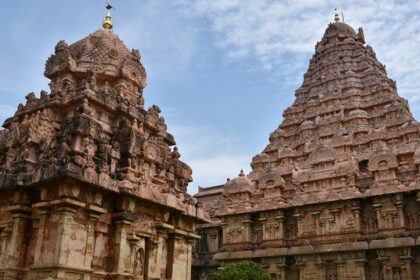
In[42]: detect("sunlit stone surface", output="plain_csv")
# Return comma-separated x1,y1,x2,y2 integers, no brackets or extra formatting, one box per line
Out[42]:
193,20,420,280
0,27,208,280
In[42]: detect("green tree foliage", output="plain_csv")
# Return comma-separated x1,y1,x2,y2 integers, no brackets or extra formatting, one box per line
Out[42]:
210,261,272,280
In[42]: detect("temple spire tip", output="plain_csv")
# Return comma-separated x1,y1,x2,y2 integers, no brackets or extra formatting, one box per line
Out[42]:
103,3,113,31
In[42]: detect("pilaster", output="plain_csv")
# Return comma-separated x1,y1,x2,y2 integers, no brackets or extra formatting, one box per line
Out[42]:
373,204,383,230
84,205,107,271
351,207,361,232
293,214,302,237
242,218,252,243
32,207,49,267
111,212,134,276
2,204,32,279
166,228,200,280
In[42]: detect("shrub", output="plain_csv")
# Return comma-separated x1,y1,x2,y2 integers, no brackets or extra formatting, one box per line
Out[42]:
210,261,272,280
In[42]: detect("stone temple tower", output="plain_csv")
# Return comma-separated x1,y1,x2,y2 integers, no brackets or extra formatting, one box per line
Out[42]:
194,15,420,279
0,11,207,280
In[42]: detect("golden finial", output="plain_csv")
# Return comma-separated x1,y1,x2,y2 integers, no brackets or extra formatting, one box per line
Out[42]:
334,9,340,22
103,4,113,31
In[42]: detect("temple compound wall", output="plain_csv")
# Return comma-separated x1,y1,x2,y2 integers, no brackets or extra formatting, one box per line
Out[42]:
195,190,420,279
0,22,208,280
193,19,420,280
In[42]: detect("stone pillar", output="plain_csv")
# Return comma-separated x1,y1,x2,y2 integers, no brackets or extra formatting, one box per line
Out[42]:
221,224,227,245
276,215,285,245
276,263,286,280
355,258,367,280
111,213,134,277
400,250,414,280
259,217,267,240
186,239,195,280
3,204,31,279
56,205,77,265
166,229,200,280
150,237,163,279
330,208,341,232
84,215,97,270
32,207,49,267
155,229,168,278
58,201,86,263
394,200,405,229
351,207,361,232
30,195,88,280
295,262,305,280
55,204,78,280
128,234,140,272
336,259,345,280
84,205,107,271
242,218,252,243
165,235,176,279
55,199,87,280
373,204,383,230
0,226,9,267
316,259,326,280
311,212,320,235
165,234,182,280
171,235,188,280
110,195,137,279
293,214,302,237
377,253,391,280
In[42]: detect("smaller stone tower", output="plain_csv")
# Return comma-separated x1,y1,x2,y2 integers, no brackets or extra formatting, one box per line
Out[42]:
0,11,207,280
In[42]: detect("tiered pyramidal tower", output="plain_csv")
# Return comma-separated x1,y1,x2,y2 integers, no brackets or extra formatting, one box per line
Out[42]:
0,12,207,280
194,17,420,279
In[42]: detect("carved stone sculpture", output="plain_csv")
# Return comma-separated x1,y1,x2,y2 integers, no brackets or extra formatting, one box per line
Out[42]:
193,18,420,279
0,17,208,280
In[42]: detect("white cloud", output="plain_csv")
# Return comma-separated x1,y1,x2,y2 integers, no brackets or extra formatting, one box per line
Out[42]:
2,0,419,194
179,0,420,106
117,1,200,83
169,124,252,193
169,0,420,192
187,154,250,194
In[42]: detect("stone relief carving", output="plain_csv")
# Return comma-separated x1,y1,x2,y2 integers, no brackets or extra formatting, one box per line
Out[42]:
194,19,420,280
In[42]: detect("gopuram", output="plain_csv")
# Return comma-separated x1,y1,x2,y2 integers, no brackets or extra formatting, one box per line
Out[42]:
0,10,207,280
193,15,420,279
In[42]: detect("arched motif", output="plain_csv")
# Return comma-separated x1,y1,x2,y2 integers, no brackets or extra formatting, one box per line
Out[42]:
368,148,398,172
309,145,336,165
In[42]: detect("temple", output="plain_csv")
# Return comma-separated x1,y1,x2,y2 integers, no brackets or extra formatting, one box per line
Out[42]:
193,17,420,279
0,11,208,280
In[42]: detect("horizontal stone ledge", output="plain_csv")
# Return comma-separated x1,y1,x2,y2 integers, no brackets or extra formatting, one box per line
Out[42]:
3,176,208,222
171,228,201,240
29,264,93,273
33,198,86,209
5,204,32,215
213,238,418,260
288,241,368,255
0,267,28,272
156,222,175,231
214,250,253,261
155,223,201,240
369,237,415,249
86,204,107,215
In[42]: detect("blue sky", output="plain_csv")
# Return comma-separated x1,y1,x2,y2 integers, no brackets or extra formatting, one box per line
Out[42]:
1,0,419,194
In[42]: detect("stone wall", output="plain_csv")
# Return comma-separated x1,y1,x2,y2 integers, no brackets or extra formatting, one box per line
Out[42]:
0,182,201,280
195,192,420,279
